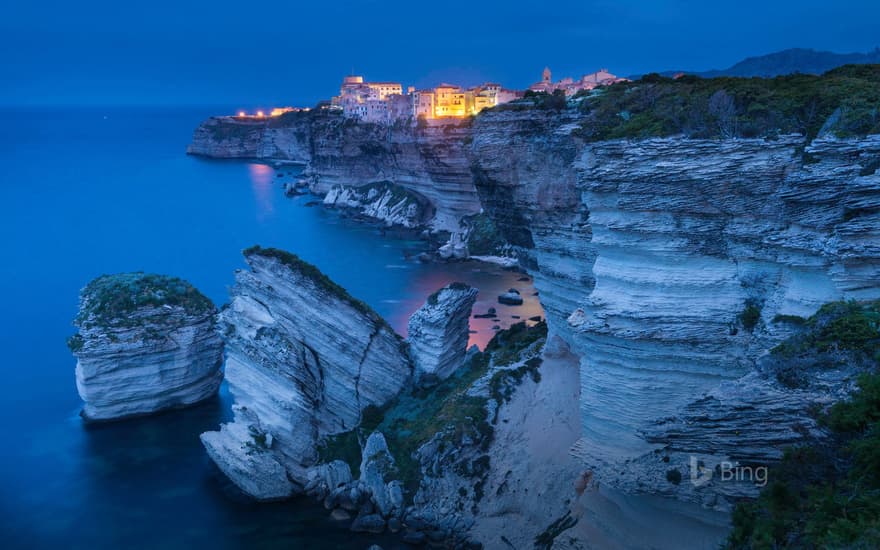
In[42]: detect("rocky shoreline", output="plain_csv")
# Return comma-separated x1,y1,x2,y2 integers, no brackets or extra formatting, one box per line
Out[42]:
188,247,564,547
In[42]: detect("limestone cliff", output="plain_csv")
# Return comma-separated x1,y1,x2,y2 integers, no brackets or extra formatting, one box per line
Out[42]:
470,104,880,507
189,95,880,513
322,180,433,229
200,246,412,499
407,282,478,383
188,113,482,246
69,273,223,422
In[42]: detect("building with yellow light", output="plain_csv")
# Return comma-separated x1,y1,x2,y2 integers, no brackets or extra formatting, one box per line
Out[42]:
331,74,521,124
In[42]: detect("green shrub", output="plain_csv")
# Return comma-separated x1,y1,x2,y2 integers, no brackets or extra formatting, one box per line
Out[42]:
574,65,880,142
726,300,880,549
66,334,84,353
739,299,763,332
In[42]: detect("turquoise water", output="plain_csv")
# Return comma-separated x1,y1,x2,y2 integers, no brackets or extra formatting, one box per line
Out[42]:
0,107,540,548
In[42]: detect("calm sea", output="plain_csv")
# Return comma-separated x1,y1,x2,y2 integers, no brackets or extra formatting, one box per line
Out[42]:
0,107,540,548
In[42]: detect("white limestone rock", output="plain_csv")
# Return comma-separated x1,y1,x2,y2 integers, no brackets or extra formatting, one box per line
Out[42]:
407,283,478,383
359,432,402,518
201,246,412,499
470,106,880,508
69,273,223,422
323,182,432,228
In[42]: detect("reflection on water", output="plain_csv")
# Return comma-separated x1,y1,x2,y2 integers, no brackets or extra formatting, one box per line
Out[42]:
248,163,275,220
390,261,543,349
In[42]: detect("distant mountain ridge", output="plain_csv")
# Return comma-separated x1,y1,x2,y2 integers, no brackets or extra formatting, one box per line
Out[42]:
648,47,880,79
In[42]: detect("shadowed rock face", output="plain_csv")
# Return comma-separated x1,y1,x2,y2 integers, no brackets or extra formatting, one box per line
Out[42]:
407,283,478,383
470,105,880,506
70,273,223,422
200,247,412,500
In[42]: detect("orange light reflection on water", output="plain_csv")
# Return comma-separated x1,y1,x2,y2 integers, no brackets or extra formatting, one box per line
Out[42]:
386,263,544,350
247,163,275,221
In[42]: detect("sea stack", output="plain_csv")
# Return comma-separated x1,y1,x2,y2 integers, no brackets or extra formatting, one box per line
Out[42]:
407,282,478,383
201,246,412,500
69,273,223,422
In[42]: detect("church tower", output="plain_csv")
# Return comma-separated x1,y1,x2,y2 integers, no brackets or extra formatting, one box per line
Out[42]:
542,66,552,83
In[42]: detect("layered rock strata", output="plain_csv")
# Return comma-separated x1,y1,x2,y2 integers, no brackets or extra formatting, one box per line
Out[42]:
189,103,880,511
200,246,412,499
69,273,223,422
407,282,478,383
470,106,880,506
323,181,433,228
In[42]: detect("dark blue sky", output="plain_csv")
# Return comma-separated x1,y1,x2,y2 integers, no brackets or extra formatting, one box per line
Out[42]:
3,0,878,107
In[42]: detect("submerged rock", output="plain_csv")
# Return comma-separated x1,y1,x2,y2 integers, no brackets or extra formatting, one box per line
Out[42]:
407,282,478,383
200,246,412,500
69,273,223,422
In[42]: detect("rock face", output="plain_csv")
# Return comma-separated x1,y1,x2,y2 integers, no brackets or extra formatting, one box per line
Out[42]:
188,113,482,245
200,246,412,499
186,114,311,161
323,181,433,228
470,104,880,506
407,282,478,383
69,273,223,422
190,103,880,512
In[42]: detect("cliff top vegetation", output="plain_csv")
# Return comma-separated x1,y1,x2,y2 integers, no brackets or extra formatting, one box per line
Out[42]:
573,64,880,141
727,299,880,549
77,273,214,328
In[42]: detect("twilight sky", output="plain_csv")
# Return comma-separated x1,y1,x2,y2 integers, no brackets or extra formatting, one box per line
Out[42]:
2,0,878,107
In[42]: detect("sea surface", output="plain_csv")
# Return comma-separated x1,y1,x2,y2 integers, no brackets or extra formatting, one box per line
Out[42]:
0,107,541,549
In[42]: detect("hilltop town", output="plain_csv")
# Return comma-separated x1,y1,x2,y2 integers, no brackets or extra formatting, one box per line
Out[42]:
234,67,627,124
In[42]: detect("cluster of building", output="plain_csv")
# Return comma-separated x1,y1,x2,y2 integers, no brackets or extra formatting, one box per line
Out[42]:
528,67,627,95
329,76,524,123
233,67,627,124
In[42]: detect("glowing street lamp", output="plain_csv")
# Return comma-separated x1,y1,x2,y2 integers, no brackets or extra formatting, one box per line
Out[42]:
238,111,246,117
256,110,265,118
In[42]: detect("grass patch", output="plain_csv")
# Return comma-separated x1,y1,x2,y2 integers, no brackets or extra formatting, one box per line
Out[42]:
727,373,880,549
727,300,880,549
374,322,546,500
317,431,363,478
461,212,507,256
772,300,880,358
484,320,548,367
77,273,214,329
